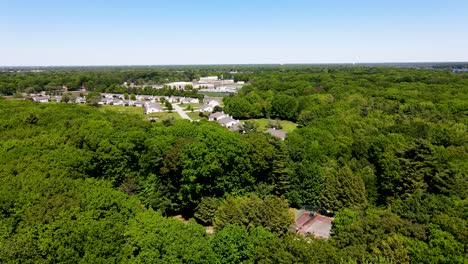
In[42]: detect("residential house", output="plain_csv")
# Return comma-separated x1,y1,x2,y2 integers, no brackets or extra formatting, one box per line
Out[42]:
32,96,50,103
166,96,183,103
209,112,226,121
75,97,86,104
180,97,199,104
134,101,144,107
144,102,164,114
112,100,124,106
98,98,109,105
266,128,287,140
123,100,134,106
217,116,239,129
199,105,214,112
102,93,124,100
203,98,222,107
228,122,242,132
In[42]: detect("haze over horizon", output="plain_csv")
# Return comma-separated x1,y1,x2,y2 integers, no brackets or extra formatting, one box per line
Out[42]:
2,0,468,66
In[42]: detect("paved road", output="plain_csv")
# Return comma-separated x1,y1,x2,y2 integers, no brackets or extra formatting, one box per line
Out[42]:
172,103,192,121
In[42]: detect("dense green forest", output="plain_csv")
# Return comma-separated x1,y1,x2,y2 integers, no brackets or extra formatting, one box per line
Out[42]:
0,66,467,263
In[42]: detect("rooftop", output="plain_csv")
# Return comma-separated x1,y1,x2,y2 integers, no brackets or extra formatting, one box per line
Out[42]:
266,128,287,140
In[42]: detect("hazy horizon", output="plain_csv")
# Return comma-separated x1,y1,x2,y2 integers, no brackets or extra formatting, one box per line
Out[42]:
2,0,468,66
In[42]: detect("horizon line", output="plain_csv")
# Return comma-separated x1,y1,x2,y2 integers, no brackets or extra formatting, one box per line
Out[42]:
1,61,468,68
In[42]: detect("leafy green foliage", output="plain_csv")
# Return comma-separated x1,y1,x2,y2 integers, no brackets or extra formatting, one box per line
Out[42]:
0,65,467,262
213,195,294,234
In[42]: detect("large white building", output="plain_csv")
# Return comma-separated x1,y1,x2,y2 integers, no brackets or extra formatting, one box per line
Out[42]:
199,76,218,82
166,82,193,90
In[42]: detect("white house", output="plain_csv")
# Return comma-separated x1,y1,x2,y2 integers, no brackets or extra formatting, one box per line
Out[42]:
266,128,287,140
145,102,164,114
112,100,124,106
98,99,108,105
217,116,239,128
102,93,124,100
166,96,183,103
203,98,221,107
180,97,199,104
75,97,86,104
199,105,213,112
32,96,50,103
209,112,226,121
134,101,144,107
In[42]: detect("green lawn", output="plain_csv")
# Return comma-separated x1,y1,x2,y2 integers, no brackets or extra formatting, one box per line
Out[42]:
187,111,204,120
99,105,145,116
246,118,298,133
147,111,181,120
179,103,201,108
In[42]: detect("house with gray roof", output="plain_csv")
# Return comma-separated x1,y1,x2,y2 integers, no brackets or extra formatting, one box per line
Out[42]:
134,101,144,107
32,96,50,103
209,112,226,121
217,116,239,129
199,105,213,112
203,97,222,107
75,97,86,104
144,102,164,114
180,97,199,104
266,128,287,140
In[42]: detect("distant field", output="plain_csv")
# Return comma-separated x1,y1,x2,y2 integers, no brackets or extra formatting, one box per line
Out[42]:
247,118,298,133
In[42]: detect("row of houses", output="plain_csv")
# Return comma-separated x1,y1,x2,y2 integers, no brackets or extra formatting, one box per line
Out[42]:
98,98,145,107
32,96,86,104
102,93,201,104
208,112,242,131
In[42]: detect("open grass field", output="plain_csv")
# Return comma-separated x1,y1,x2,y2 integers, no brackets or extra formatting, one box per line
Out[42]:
99,105,145,116
246,118,298,133
147,111,182,120
178,103,201,109
186,111,205,121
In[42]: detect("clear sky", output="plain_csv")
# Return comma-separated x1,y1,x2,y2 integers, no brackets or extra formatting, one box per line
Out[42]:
1,0,467,66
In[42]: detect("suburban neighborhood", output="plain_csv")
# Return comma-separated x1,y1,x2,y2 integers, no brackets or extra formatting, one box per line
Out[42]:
25,76,288,139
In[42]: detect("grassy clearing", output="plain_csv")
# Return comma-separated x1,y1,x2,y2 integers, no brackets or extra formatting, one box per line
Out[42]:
147,111,181,120
246,118,298,133
179,103,201,109
99,105,145,116
186,111,204,120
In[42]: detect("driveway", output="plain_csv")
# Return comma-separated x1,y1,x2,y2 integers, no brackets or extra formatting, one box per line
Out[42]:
172,103,192,121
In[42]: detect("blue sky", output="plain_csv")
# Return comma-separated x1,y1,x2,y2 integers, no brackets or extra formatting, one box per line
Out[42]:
1,0,467,65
